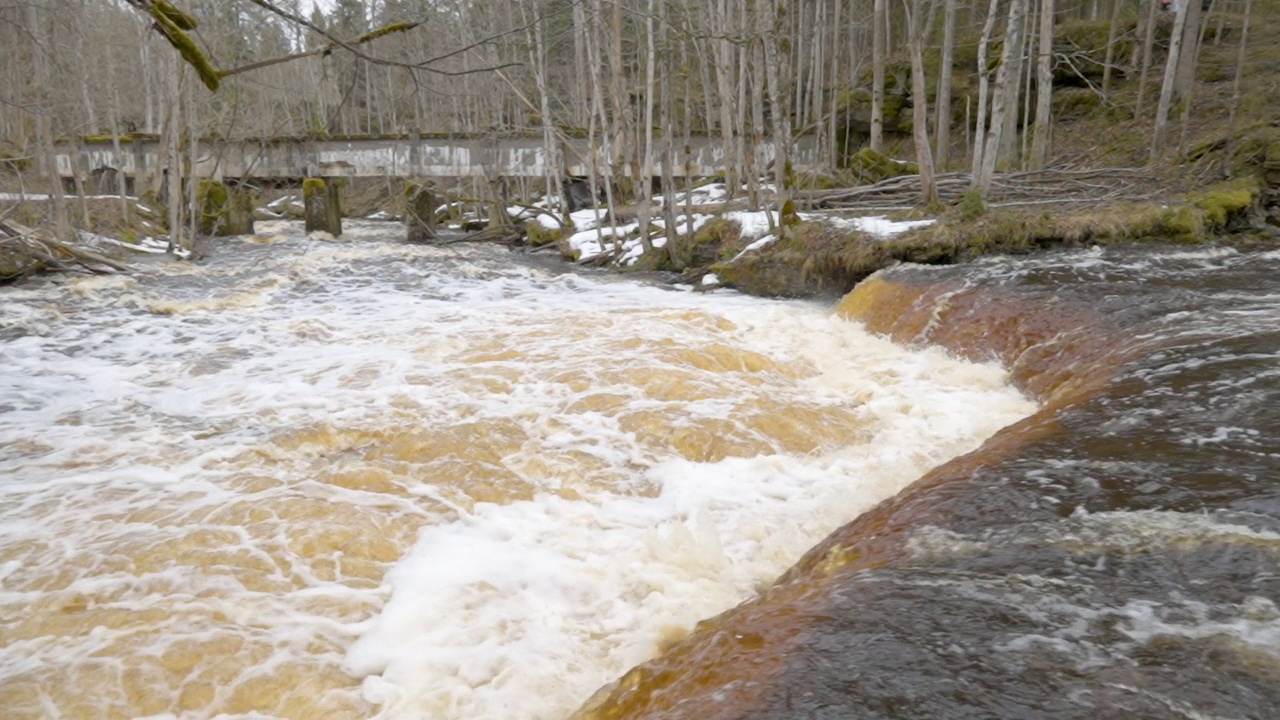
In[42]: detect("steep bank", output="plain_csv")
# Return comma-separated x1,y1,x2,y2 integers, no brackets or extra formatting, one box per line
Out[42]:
576,245,1280,719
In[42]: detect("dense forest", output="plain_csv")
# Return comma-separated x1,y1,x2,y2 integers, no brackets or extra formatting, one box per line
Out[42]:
0,0,1276,280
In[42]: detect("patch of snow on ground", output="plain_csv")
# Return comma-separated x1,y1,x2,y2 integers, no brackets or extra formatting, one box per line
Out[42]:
568,222,640,262
729,235,777,263
534,213,565,230
723,211,779,239
824,215,936,239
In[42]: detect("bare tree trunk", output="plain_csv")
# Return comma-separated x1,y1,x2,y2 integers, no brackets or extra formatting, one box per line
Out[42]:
1151,0,1189,158
934,0,958,168
29,1,70,240
107,81,132,223
1135,0,1159,117
608,0,635,199
1220,0,1251,177
1102,0,1125,95
998,2,1028,167
871,0,887,152
1177,2,1215,150
658,0,680,261
907,0,938,204
528,4,559,207
637,0,657,254
765,0,794,210
827,0,843,166
978,0,1027,194
713,0,740,198
1173,0,1205,100
167,56,183,253
971,0,1002,182
1030,0,1055,169
572,2,591,128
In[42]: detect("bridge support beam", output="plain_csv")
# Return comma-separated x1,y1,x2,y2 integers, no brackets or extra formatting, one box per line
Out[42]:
404,181,437,243
303,178,342,237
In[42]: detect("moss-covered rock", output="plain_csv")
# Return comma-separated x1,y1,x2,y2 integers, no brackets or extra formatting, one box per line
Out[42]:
674,217,742,270
848,148,918,184
526,217,569,247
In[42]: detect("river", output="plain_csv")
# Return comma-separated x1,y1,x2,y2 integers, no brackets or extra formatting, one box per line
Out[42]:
579,243,1280,719
0,220,1034,719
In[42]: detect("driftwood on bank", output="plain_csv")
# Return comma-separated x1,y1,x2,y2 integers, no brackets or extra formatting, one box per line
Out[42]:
797,167,1163,210
0,216,133,280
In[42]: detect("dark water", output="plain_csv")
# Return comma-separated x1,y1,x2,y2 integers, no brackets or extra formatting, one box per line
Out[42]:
578,245,1280,719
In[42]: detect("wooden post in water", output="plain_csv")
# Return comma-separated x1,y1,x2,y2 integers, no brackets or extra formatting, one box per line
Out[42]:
303,178,342,237
404,180,437,243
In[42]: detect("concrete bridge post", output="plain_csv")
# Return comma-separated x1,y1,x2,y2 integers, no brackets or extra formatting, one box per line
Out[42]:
302,178,342,237
404,180,437,243
197,180,256,236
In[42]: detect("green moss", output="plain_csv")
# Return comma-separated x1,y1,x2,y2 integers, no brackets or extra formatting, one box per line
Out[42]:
302,178,327,201
526,218,568,247
196,179,229,235
848,148,918,184
153,0,197,30
779,199,801,227
148,5,220,91
81,134,133,144
1154,206,1205,243
1189,179,1260,230
355,21,419,44
955,188,987,221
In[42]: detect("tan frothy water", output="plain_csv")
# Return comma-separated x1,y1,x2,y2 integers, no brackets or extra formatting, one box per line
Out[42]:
0,221,1035,719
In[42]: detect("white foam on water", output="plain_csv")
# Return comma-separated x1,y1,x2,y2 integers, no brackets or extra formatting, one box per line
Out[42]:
0,220,1035,719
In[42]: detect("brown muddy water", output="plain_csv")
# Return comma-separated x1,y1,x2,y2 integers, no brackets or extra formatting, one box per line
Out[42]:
579,244,1280,720
0,221,1035,719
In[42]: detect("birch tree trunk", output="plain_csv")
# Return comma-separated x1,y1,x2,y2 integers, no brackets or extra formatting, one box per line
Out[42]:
658,0,680,261
1220,0,1251,177
30,1,70,240
934,0,958,169
637,0,656,253
713,0,739,198
978,0,1027,194
871,0,887,152
998,3,1028,168
1030,0,1055,169
765,0,793,210
1101,0,1125,95
1172,0,1205,100
166,56,183,254
971,0,1002,182
1135,0,1160,117
907,0,938,204
1151,0,1189,158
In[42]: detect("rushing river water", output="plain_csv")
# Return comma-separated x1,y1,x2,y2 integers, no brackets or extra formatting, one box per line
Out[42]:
580,243,1280,719
0,221,1035,719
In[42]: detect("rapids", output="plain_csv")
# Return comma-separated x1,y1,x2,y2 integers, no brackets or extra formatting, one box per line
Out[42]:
578,244,1280,719
0,221,1034,719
